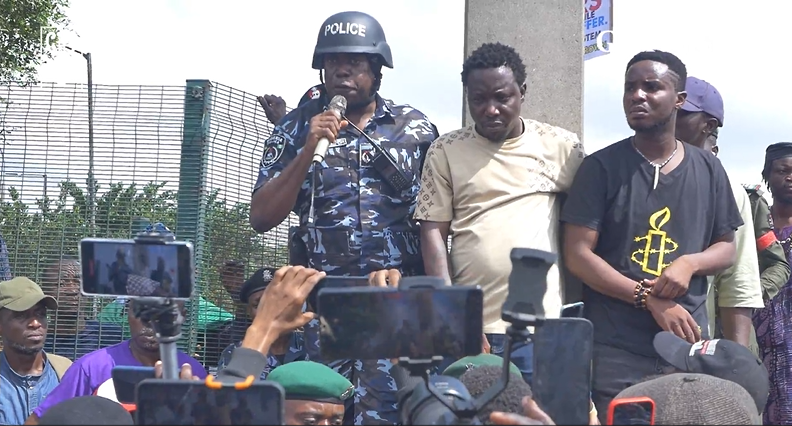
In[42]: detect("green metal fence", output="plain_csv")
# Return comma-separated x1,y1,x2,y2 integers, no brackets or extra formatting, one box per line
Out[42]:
0,80,297,367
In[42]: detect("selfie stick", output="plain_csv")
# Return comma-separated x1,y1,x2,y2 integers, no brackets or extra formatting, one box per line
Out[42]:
130,230,185,380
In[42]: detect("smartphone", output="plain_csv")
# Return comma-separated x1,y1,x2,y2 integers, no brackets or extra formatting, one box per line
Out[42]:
317,285,483,360
561,301,584,318
135,379,285,425
80,238,194,299
111,366,156,404
502,248,557,319
532,317,593,426
307,276,370,310
608,397,655,425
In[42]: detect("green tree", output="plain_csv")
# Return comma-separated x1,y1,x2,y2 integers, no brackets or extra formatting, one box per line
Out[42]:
0,0,71,84
0,178,288,309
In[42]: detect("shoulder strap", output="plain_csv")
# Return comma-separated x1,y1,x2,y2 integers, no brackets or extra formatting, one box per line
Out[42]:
0,351,73,383
47,354,73,380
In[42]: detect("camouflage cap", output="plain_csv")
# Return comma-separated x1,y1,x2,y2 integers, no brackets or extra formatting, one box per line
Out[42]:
267,361,354,403
0,277,58,312
442,354,522,380
616,373,761,425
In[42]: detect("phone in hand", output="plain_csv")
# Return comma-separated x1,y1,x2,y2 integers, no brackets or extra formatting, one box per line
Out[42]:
317,285,483,360
607,397,655,425
111,366,157,404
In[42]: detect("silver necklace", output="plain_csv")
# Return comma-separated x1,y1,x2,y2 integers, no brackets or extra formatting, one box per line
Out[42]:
632,138,679,190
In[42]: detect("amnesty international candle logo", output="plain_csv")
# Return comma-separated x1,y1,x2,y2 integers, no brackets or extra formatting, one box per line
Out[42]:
631,207,679,276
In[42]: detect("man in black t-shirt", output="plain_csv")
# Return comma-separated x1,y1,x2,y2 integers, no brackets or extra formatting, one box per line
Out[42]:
560,50,743,422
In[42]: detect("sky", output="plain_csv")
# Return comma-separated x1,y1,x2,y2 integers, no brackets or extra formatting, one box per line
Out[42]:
3,0,790,206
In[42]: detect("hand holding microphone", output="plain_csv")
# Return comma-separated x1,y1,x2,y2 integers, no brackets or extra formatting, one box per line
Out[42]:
308,95,348,164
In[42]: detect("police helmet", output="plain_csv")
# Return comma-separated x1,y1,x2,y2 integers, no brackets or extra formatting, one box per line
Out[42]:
312,11,393,70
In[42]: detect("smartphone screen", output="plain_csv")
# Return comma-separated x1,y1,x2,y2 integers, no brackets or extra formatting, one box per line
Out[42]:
307,276,370,310
317,286,483,360
532,318,593,425
611,400,654,425
135,380,284,425
111,366,156,404
80,238,194,299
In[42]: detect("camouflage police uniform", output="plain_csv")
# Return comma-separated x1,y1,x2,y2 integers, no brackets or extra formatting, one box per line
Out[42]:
254,91,438,425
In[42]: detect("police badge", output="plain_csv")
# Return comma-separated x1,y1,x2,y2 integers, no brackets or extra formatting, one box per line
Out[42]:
260,135,286,170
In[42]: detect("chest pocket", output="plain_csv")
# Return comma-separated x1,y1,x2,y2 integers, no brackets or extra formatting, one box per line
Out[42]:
316,142,353,198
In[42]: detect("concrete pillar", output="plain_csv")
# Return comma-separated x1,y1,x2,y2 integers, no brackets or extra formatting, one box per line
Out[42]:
463,0,585,303
462,0,584,137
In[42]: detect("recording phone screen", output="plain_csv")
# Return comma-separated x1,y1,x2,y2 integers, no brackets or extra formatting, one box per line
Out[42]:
307,276,370,310
80,238,194,299
317,286,483,360
611,400,654,425
135,380,284,425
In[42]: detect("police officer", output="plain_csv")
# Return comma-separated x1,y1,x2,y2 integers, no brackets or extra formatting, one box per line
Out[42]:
249,11,439,426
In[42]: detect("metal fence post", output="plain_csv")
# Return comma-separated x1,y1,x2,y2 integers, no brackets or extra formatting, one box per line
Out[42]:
176,79,212,355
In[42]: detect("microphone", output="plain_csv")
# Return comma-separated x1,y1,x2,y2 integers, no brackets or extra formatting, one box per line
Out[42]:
312,95,348,164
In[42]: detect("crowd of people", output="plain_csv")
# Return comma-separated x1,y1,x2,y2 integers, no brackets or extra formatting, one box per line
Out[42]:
0,8,789,426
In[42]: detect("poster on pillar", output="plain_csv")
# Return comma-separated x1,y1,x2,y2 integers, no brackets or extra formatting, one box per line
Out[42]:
583,0,613,61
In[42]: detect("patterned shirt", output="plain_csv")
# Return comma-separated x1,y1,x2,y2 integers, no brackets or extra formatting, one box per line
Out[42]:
253,93,439,276
754,223,792,424
215,331,307,380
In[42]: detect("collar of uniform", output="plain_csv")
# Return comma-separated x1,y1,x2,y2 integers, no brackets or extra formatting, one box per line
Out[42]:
373,93,395,121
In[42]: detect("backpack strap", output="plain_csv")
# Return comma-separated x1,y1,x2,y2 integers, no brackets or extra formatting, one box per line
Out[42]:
0,351,72,383
46,353,73,380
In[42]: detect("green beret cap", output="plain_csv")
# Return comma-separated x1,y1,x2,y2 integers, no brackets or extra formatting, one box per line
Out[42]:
442,354,522,379
267,361,354,403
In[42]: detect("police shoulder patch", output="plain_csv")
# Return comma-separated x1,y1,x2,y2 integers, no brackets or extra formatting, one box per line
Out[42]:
260,135,286,169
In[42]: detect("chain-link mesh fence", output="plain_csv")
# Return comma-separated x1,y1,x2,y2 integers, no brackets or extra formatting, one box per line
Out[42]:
0,80,297,368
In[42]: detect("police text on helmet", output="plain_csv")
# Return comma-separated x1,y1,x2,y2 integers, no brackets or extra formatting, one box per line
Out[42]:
325,22,366,38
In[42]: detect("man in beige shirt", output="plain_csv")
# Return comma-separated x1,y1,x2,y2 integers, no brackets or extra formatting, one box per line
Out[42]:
674,77,764,348
414,42,585,385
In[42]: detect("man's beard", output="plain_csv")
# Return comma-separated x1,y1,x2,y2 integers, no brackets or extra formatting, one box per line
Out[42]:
628,110,674,133
772,189,792,205
8,340,43,356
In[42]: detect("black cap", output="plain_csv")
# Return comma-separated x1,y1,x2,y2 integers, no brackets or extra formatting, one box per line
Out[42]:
654,331,769,413
312,11,393,70
763,142,792,176
239,267,277,303
38,396,134,425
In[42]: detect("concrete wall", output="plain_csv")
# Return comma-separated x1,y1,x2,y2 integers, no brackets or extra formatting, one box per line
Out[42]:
462,0,584,137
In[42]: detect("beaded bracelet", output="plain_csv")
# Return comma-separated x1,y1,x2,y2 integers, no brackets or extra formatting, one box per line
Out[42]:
638,285,652,310
633,281,652,310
